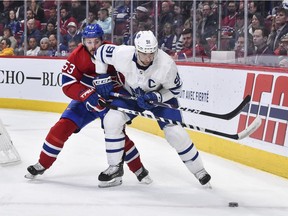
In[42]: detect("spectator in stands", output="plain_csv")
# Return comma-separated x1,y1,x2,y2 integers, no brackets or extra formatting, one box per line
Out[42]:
41,21,56,38
101,0,113,17
277,33,288,67
248,1,263,16
25,8,41,30
221,1,238,28
248,13,265,36
159,22,176,55
26,36,40,56
67,38,78,55
0,0,13,25
172,23,184,52
172,28,206,61
0,38,14,56
234,12,245,38
20,18,41,46
60,6,77,35
122,19,139,45
70,0,86,23
97,8,112,38
41,0,56,10
274,33,288,56
63,21,82,46
114,0,131,36
46,6,57,25
0,27,17,49
183,6,202,33
158,1,174,37
48,33,68,57
14,42,24,56
29,0,45,23
206,31,218,54
88,0,101,15
234,33,254,63
79,10,97,32
251,27,276,66
172,2,184,28
37,37,52,56
115,0,131,15
134,6,150,23
176,8,202,54
268,7,288,52
198,3,218,40
4,9,21,35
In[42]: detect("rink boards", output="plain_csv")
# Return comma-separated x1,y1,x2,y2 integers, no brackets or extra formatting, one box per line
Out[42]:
0,57,288,179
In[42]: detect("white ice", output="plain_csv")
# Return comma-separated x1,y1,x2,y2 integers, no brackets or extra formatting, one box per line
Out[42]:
0,108,288,216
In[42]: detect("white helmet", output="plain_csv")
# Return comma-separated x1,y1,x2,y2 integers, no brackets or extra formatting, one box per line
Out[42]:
134,30,158,53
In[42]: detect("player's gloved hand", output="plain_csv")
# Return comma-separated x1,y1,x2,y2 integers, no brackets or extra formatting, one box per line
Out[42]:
79,88,106,112
93,74,113,100
137,90,161,110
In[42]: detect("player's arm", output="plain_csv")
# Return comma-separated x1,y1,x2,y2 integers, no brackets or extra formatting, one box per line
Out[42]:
159,63,182,102
137,62,182,110
94,44,117,74
93,44,118,99
61,56,106,112
61,55,92,101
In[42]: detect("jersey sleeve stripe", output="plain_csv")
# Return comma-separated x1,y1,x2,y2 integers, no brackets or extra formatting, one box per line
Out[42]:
100,45,105,63
62,73,77,87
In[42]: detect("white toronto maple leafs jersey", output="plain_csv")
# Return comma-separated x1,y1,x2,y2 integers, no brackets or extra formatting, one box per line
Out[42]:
94,44,182,102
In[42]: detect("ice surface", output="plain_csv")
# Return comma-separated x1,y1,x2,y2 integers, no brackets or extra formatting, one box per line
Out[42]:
0,109,288,216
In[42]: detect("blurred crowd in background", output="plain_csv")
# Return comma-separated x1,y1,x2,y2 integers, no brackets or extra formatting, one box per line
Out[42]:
0,0,288,68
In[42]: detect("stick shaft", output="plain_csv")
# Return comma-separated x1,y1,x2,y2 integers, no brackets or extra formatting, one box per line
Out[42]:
110,92,251,120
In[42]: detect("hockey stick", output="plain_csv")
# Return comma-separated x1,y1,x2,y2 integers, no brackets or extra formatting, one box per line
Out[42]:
110,92,251,120
100,101,261,140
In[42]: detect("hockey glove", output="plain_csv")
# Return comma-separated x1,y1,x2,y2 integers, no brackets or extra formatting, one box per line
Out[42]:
93,74,113,100
79,88,106,112
137,91,161,110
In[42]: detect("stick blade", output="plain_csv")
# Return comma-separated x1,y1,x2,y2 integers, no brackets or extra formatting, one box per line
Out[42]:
237,116,262,139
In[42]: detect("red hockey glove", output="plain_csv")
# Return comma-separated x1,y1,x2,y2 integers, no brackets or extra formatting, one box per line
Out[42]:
79,88,106,112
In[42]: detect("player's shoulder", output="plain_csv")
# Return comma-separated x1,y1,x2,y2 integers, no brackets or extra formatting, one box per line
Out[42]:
67,44,86,60
100,44,134,57
102,43,134,51
156,49,176,65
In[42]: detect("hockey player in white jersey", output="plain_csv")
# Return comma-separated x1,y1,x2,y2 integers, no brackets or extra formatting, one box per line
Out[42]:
94,30,211,186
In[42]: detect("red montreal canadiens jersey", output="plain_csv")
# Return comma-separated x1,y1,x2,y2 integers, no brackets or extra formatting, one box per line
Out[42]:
61,43,122,101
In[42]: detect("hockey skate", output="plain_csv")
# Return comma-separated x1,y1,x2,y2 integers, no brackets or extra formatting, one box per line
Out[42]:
195,169,211,186
135,166,153,184
24,162,46,179
98,162,124,188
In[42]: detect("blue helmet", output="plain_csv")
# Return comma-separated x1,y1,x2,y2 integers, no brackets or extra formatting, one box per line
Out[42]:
82,24,104,39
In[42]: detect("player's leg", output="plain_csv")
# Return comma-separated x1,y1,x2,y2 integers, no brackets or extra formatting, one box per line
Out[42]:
153,99,211,185
163,124,211,185
26,101,93,178
98,97,137,187
98,109,127,187
123,132,152,184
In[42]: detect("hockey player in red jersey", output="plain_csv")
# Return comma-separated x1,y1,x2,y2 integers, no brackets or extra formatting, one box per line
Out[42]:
25,24,152,187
